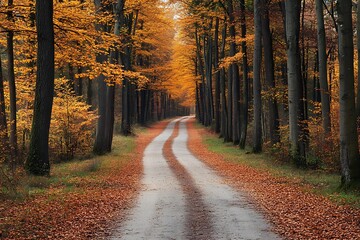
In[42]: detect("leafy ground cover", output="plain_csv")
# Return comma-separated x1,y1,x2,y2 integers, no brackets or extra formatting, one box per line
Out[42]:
188,119,360,239
0,121,168,239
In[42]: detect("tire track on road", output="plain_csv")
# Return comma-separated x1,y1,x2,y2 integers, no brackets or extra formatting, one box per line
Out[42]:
163,120,213,240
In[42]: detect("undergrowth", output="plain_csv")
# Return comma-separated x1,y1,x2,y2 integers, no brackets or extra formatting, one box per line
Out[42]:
0,133,137,200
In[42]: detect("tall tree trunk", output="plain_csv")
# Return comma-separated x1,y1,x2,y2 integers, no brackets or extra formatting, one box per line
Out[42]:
316,0,331,134
120,12,134,136
0,55,8,148
356,0,360,119
239,0,249,149
253,0,262,153
220,21,229,141
195,27,206,125
214,18,221,133
204,22,214,127
337,0,360,186
26,0,54,175
93,0,109,154
285,0,307,165
7,0,17,158
262,0,280,145
228,0,240,144
104,0,125,152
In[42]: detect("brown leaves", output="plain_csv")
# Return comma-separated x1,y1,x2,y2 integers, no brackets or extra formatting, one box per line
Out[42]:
0,120,169,239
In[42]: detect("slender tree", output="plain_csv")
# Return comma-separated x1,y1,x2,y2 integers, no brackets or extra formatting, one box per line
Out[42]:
357,0,360,119
253,0,262,153
285,0,307,165
104,0,125,152
7,0,17,158
214,18,221,133
337,0,360,186
316,0,331,134
26,0,55,175
220,21,229,141
262,0,280,145
239,0,249,149
93,0,109,155
0,55,7,147
227,0,239,144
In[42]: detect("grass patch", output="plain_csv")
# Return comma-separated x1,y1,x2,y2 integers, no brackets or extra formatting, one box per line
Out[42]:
200,126,360,208
2,133,138,200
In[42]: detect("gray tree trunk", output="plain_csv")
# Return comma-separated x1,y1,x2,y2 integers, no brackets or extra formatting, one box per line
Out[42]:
239,0,249,149
285,0,307,165
7,0,17,158
357,0,360,119
220,21,229,141
253,0,262,153
26,0,54,175
214,18,221,133
93,0,110,155
337,0,360,186
0,55,8,148
316,0,331,134
262,0,280,145
227,0,239,144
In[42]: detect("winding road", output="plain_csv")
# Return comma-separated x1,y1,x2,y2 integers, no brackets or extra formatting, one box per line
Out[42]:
110,117,280,240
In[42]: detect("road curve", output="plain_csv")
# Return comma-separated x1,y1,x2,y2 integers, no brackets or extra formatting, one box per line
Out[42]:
110,117,280,240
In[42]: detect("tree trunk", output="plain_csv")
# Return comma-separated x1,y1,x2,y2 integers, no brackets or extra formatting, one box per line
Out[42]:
0,55,8,148
315,0,331,134
204,22,214,127
253,0,262,153
7,0,17,158
214,18,221,133
26,0,54,175
285,0,307,165
93,0,110,154
262,0,280,145
239,0,249,149
121,11,134,136
356,0,360,119
227,0,240,144
337,0,360,186
104,0,125,152
220,21,228,141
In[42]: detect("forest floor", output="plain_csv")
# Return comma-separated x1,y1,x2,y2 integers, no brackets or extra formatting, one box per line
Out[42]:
0,121,168,239
188,118,360,239
2,117,360,239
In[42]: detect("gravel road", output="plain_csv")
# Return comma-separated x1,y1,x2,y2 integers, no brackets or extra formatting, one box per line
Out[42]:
110,117,280,240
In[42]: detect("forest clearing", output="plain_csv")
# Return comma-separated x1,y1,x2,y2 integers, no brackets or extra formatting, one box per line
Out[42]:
1,0,360,239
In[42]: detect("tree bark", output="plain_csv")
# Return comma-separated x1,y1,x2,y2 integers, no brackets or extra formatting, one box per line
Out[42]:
337,0,360,186
214,18,221,133
7,0,17,158
228,0,240,144
239,0,249,149
285,0,307,165
220,21,229,141
26,0,54,175
356,0,360,119
93,0,110,154
253,0,262,153
0,55,8,148
315,0,331,134
262,0,280,145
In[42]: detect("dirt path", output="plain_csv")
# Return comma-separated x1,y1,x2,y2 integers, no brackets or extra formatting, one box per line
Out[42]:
110,117,279,239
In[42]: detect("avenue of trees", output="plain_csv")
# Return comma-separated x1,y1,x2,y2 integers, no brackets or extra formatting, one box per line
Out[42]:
177,0,360,187
1,0,360,189
0,0,190,189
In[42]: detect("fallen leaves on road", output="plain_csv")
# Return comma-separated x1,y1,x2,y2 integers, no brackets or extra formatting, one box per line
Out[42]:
0,121,168,240
187,119,360,239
